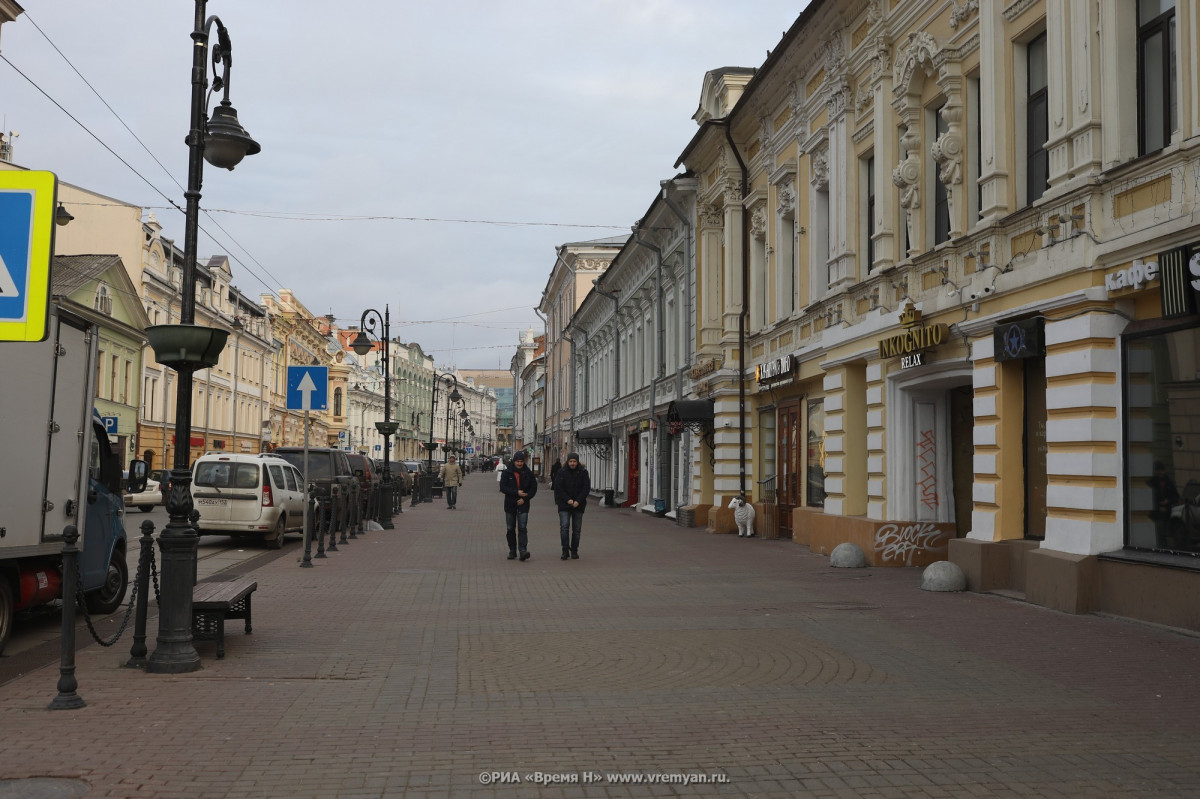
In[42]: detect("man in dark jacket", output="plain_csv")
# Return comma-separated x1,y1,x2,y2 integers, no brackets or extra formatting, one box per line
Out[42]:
499,451,538,560
552,452,590,560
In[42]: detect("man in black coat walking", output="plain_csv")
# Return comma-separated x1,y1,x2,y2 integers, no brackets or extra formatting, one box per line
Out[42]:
552,452,591,560
499,451,538,560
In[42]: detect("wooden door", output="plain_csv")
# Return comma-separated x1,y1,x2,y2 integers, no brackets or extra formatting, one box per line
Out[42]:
627,434,640,505
776,401,801,534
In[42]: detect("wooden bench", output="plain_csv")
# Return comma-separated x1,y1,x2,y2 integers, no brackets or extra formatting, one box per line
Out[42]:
191,578,257,659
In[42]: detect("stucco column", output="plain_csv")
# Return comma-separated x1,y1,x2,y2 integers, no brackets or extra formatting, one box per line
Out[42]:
969,335,1024,542
699,204,723,353
721,183,744,344
978,0,1012,223
869,36,897,272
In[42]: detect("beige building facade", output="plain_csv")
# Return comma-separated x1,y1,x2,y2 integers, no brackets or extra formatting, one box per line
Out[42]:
665,0,1200,629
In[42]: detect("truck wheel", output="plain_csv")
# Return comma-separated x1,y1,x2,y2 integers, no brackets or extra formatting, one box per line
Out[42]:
0,580,13,656
267,517,286,550
85,551,129,615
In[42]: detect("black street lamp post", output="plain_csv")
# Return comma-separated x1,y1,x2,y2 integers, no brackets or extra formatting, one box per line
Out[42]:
427,372,460,476
350,306,397,530
145,1,259,675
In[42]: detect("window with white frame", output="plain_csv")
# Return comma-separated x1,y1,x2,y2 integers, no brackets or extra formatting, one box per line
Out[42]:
777,203,796,317
862,155,876,270
1026,32,1049,205
94,284,113,315
1138,0,1177,154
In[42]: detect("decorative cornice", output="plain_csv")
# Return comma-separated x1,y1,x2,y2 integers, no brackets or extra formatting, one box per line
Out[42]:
1003,0,1038,23
949,0,979,29
893,31,939,91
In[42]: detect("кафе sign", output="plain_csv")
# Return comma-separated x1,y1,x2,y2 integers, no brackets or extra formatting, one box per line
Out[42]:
878,303,948,369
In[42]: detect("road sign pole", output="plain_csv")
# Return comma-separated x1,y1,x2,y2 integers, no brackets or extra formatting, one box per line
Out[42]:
300,409,313,567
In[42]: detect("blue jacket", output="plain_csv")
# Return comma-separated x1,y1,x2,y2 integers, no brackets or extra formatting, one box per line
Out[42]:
499,464,537,513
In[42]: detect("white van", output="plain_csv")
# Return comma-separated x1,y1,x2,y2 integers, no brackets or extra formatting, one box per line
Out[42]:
191,453,305,548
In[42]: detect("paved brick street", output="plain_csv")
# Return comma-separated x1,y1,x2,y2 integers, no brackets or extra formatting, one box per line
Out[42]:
3,471,1200,798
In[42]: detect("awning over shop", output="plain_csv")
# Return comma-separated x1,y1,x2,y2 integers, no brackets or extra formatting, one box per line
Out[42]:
575,426,613,443
668,399,714,428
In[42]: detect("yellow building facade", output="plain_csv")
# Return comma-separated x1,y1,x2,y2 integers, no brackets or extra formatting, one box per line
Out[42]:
676,0,1200,628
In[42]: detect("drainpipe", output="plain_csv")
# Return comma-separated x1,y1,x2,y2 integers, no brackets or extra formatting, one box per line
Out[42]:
533,306,549,465
723,123,749,499
593,280,621,497
561,326,581,446
631,223,666,512
660,178,695,505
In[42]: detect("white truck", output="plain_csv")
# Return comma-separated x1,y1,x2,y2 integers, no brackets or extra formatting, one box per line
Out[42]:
0,300,138,654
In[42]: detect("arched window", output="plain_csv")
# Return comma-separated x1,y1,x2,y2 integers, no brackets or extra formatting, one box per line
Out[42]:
334,387,343,416
94,284,113,315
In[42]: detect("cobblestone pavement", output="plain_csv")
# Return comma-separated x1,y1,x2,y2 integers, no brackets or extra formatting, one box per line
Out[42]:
3,472,1200,798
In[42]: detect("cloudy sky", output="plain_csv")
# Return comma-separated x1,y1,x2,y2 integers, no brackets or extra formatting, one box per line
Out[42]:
1,1,806,369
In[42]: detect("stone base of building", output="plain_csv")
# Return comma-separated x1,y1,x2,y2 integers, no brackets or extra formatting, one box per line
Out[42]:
796,508,954,567
949,539,1200,632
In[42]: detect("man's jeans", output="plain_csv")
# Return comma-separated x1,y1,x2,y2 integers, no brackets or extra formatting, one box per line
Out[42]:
445,485,458,508
558,509,583,551
505,511,529,553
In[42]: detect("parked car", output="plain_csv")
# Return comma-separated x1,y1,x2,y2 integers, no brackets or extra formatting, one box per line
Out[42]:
190,453,305,548
345,452,376,504
273,446,357,529
125,474,166,512
387,459,413,495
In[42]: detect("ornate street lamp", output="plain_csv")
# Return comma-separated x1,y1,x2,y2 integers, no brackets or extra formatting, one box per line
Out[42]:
350,306,396,529
427,372,460,476
146,1,259,674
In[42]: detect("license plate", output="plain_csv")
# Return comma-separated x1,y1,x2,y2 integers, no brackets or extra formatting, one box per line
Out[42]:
197,498,228,506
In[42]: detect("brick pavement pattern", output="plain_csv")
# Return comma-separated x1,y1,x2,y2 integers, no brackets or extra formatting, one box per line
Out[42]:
3,471,1200,798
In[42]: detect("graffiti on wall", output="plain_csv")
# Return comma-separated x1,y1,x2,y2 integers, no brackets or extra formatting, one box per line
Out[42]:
874,521,953,566
916,428,939,513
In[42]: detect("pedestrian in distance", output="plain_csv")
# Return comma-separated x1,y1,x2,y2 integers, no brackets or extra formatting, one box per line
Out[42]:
495,457,506,483
438,455,463,510
499,451,537,560
553,452,590,559
549,457,561,484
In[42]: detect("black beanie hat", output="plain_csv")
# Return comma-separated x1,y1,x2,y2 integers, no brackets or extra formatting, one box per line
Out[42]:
567,452,580,462
512,452,526,462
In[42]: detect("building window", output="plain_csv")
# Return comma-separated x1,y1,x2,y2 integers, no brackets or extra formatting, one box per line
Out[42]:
1026,32,1049,205
1123,322,1200,554
778,210,796,316
1138,0,1177,154
94,284,113,315
933,104,950,245
806,398,825,508
864,155,876,269
333,387,343,417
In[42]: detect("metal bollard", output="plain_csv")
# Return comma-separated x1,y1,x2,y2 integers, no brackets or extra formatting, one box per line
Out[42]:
126,520,157,665
50,525,85,710
301,492,315,568
315,498,328,558
348,486,360,540
393,477,403,515
338,488,350,545
327,488,341,552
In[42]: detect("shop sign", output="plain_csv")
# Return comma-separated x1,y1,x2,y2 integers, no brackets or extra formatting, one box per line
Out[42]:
993,317,1045,362
1104,258,1158,295
1158,246,1200,318
755,354,794,383
878,304,947,369
689,356,722,379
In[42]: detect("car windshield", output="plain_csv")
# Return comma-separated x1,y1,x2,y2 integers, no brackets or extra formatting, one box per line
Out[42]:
275,451,332,479
194,462,260,489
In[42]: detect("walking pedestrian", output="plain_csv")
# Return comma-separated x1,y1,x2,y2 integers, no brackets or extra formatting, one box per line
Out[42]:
552,452,590,559
438,455,463,510
549,457,561,484
499,451,537,560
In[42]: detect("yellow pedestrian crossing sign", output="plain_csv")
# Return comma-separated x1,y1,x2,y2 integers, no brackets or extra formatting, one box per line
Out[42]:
0,171,58,342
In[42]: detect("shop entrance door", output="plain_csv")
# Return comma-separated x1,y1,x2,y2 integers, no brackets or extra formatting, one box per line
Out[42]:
626,433,640,506
776,400,801,535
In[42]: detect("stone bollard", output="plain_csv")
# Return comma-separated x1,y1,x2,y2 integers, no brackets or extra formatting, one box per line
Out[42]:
830,542,868,568
921,561,967,592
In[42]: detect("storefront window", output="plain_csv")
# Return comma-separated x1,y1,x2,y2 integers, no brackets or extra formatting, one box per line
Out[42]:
806,399,826,507
759,409,776,501
1124,324,1200,554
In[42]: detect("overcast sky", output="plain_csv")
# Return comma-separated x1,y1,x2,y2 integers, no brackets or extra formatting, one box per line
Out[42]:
1,1,806,369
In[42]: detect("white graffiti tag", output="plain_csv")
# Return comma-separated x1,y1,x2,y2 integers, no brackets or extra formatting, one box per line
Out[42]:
874,522,946,565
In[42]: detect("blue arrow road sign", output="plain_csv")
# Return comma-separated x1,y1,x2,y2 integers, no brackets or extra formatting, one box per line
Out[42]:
286,365,328,411
0,171,57,342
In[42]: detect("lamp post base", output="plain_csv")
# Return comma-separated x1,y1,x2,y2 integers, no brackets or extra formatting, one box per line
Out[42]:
146,528,201,674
